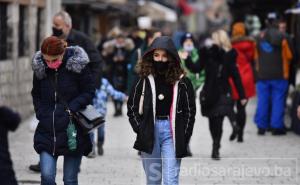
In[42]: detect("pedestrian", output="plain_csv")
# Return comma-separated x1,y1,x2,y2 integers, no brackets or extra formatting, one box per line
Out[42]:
178,32,205,92
31,36,95,185
88,77,127,157
0,106,21,185
228,22,256,142
29,10,103,173
127,28,162,95
52,10,103,88
278,18,298,87
102,33,134,117
127,36,196,184
178,32,205,156
254,15,293,135
184,30,247,160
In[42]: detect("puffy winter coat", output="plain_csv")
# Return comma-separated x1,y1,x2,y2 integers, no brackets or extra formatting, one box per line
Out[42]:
31,46,95,156
229,37,256,100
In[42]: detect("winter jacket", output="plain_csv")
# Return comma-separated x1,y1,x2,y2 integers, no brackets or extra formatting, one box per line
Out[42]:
127,41,148,94
31,46,95,156
255,28,292,80
67,29,103,88
229,36,256,100
284,33,298,86
101,38,135,92
127,36,196,158
93,78,126,117
179,48,205,91
0,106,20,185
186,45,245,117
127,76,196,158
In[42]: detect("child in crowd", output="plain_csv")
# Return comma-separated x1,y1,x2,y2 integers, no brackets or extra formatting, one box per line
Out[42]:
88,78,127,157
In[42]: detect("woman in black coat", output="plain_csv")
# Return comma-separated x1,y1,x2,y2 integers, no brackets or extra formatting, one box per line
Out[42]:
184,30,247,160
127,36,196,184
0,106,21,185
31,36,95,185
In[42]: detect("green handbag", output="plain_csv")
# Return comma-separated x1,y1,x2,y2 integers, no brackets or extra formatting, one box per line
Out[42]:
66,118,77,151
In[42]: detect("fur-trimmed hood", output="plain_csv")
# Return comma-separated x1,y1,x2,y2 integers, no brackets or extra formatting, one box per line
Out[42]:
32,46,90,79
101,38,135,56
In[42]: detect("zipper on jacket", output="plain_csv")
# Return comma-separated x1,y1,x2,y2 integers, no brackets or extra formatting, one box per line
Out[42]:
52,70,58,156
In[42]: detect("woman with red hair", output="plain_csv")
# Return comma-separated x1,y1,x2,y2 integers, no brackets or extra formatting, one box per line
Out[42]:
31,36,95,185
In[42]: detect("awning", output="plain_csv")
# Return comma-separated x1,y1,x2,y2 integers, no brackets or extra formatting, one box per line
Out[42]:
285,2,300,14
139,1,178,22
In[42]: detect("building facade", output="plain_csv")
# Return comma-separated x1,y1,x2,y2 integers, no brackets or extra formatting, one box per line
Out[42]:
0,0,61,118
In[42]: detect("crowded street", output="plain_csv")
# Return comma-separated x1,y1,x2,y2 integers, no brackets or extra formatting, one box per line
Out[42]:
1,0,300,185
11,100,300,185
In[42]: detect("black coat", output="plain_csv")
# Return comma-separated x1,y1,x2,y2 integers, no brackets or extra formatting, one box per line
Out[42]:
0,106,21,185
127,36,196,158
31,46,95,156
127,76,196,158
101,38,135,92
186,45,245,117
67,29,103,88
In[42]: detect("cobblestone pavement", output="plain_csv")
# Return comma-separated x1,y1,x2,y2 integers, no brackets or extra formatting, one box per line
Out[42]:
10,100,300,185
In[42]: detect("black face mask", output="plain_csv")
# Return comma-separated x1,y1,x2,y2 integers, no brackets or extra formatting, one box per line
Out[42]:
52,27,63,37
153,61,169,73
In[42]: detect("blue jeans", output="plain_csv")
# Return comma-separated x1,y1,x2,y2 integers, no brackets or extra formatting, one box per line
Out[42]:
89,124,105,145
141,119,181,185
255,80,288,129
40,151,82,185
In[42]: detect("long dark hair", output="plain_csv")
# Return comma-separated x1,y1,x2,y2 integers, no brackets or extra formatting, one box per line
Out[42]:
136,50,185,85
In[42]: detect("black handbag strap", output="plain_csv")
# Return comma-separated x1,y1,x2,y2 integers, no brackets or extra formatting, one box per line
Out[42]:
48,73,72,115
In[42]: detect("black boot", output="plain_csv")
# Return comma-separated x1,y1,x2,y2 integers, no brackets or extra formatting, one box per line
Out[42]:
186,145,193,157
97,142,104,156
229,131,237,141
29,162,40,172
257,128,266,135
113,103,122,117
229,121,239,141
211,144,220,160
237,133,243,142
272,129,286,135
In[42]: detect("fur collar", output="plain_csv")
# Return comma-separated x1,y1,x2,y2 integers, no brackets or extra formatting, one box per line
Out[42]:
32,46,90,79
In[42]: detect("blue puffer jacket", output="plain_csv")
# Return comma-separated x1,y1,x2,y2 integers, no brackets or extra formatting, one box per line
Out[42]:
31,46,95,156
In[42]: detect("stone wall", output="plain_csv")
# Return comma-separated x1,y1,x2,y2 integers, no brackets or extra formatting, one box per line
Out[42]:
0,0,61,118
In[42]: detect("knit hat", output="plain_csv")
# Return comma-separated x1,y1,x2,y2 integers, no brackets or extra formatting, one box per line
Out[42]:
180,32,195,45
232,22,246,37
41,36,66,55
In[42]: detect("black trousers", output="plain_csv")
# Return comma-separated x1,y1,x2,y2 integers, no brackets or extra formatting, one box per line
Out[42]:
235,101,246,136
208,116,224,149
227,101,247,137
113,100,123,113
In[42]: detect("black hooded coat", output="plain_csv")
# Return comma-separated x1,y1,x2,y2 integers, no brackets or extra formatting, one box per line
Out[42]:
0,106,21,185
127,36,196,158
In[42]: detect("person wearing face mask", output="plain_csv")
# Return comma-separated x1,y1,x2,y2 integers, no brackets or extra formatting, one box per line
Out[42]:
178,32,204,157
101,33,135,117
127,36,196,185
52,10,102,89
31,36,95,185
185,30,247,160
29,10,103,173
178,33,205,91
